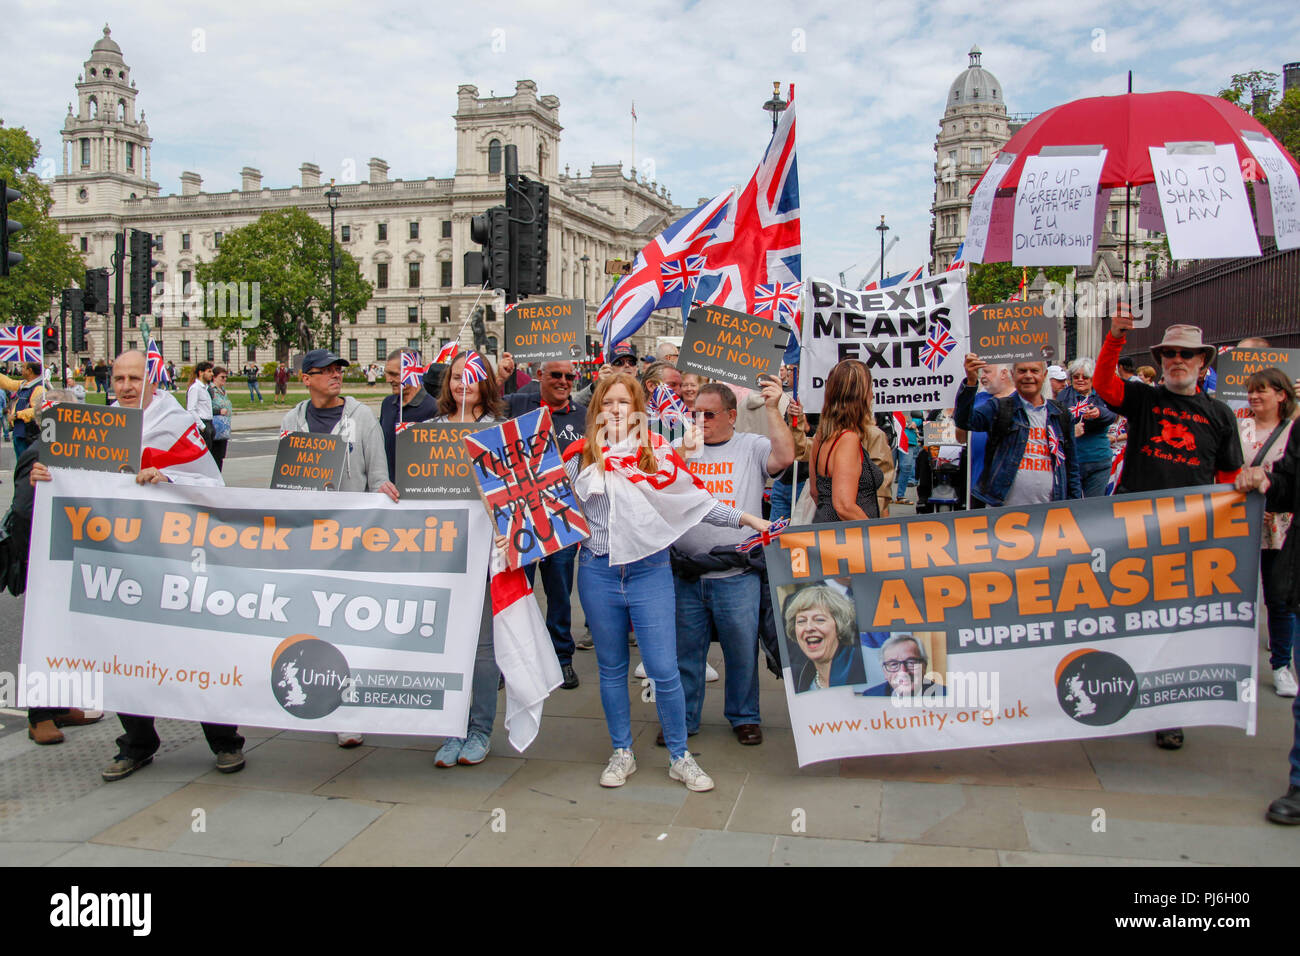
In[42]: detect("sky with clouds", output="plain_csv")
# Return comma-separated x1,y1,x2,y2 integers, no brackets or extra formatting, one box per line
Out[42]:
6,0,1299,287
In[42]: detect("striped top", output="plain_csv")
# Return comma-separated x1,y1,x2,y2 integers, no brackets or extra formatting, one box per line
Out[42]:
564,453,743,557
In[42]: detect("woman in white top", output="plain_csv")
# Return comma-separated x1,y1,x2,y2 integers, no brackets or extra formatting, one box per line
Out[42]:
1239,367,1299,697
185,361,215,445
432,351,504,769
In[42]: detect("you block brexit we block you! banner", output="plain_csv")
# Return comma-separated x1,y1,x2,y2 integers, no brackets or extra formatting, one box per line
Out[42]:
799,273,969,414
21,472,492,736
765,487,1262,766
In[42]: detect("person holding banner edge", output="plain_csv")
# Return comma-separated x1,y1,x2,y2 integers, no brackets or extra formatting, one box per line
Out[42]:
431,350,505,768
1099,305,1243,751
31,351,244,781
563,372,771,792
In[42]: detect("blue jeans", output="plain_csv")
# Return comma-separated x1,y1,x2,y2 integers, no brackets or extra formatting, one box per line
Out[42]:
525,545,576,665
1079,458,1111,498
1290,694,1300,787
895,446,916,498
1261,549,1297,671
247,379,263,401
464,576,499,737
675,572,761,732
577,547,690,760
13,435,31,459
770,478,792,521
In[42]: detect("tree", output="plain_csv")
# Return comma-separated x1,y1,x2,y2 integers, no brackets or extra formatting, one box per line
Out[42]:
1219,70,1300,159
0,124,85,323
194,207,372,360
967,262,1071,305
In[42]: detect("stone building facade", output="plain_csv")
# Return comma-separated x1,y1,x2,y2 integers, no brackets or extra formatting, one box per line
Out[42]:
51,26,686,369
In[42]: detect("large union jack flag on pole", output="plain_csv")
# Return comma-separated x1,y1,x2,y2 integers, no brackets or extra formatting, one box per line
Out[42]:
686,88,802,333
463,406,590,569
0,326,43,365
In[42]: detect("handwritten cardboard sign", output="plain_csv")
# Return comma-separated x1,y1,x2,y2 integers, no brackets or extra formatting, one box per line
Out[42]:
271,431,345,491
1213,346,1300,404
38,403,142,474
1149,143,1260,260
965,152,1016,265
463,406,589,569
969,300,1060,364
396,422,494,499
1138,183,1166,232
505,299,585,362
1012,149,1106,267
679,304,790,389
1242,132,1300,252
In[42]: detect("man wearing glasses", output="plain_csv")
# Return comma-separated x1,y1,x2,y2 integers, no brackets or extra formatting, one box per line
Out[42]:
282,349,398,747
863,634,937,698
1095,307,1243,752
506,359,587,689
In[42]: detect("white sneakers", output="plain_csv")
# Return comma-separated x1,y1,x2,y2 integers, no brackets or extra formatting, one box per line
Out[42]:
669,752,715,792
633,661,718,681
1275,667,1298,698
600,748,637,787
599,748,715,793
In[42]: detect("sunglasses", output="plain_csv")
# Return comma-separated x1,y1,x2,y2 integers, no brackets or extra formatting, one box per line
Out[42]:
1156,349,1202,361
697,409,728,420
611,358,637,367
547,371,578,382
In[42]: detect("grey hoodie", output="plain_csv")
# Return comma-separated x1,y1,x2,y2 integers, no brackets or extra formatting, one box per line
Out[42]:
281,396,388,493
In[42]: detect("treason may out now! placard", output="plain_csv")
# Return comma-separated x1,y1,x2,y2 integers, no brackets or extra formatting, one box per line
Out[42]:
39,402,142,474
271,432,345,491
678,303,790,389
505,299,585,362
396,422,494,499
969,300,1060,365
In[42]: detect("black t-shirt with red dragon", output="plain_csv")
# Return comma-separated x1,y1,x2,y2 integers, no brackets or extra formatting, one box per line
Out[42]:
1115,381,1242,493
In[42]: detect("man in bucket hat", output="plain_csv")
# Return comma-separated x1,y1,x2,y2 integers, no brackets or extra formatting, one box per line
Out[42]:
1095,306,1243,752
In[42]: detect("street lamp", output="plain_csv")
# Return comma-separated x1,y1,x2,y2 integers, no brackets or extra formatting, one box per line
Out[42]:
875,215,889,284
324,179,341,354
579,254,590,304
418,293,426,355
762,81,787,133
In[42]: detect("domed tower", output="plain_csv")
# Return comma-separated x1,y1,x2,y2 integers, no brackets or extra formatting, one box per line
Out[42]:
54,24,158,215
930,45,1013,270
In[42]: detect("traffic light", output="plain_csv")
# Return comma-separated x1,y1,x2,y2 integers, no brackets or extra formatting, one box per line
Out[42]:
513,177,549,297
43,325,59,355
84,267,109,313
128,229,160,315
66,288,86,352
1,179,22,277
466,207,510,292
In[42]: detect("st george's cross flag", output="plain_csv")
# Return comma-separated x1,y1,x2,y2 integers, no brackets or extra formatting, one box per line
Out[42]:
463,406,590,569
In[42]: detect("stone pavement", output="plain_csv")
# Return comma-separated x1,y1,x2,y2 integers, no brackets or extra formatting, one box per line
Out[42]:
2,592,1297,866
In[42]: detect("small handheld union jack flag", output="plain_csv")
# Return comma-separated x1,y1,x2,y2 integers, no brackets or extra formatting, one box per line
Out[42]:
1047,428,1065,467
651,383,690,427
460,351,489,385
736,517,789,553
1069,397,1090,420
920,325,956,371
434,341,459,365
394,420,415,435
752,282,802,323
400,351,427,387
0,326,43,365
146,339,171,386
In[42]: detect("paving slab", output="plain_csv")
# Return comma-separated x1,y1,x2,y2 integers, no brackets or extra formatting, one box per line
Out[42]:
0,842,80,866
324,805,490,866
574,822,712,866
839,740,1101,790
48,844,233,867
447,810,600,866
726,773,881,841
315,745,524,809
90,782,246,851
880,781,1030,850
481,757,690,824
193,737,372,793
772,836,999,867
997,850,1212,867
7,779,187,844
682,829,775,866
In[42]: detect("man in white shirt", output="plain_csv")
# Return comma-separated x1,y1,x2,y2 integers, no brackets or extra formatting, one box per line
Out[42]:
669,377,793,746
186,361,215,443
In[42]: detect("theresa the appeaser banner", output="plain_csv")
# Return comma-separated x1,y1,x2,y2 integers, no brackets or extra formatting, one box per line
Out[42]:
766,487,1262,766
20,471,491,736
799,273,969,414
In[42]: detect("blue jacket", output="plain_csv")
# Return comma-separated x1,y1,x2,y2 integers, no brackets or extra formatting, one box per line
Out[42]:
955,383,1081,506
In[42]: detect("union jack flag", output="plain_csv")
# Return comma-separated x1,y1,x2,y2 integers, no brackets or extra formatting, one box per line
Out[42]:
463,406,590,568
920,325,956,371
736,517,789,553
947,242,966,271
862,265,926,291
434,341,459,365
460,351,489,385
1069,397,1090,420
660,254,705,293
596,192,733,350
688,88,801,332
394,420,415,435
146,339,171,386
400,350,427,387
1047,427,1065,467
753,281,802,322
0,326,42,365
651,383,690,427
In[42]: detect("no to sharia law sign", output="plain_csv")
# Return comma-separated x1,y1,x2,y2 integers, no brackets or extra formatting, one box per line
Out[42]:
396,422,494,500
505,299,586,362
271,431,345,491
678,303,790,389
39,402,142,474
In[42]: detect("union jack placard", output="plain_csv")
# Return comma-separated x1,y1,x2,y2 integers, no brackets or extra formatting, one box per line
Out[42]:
463,406,589,569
